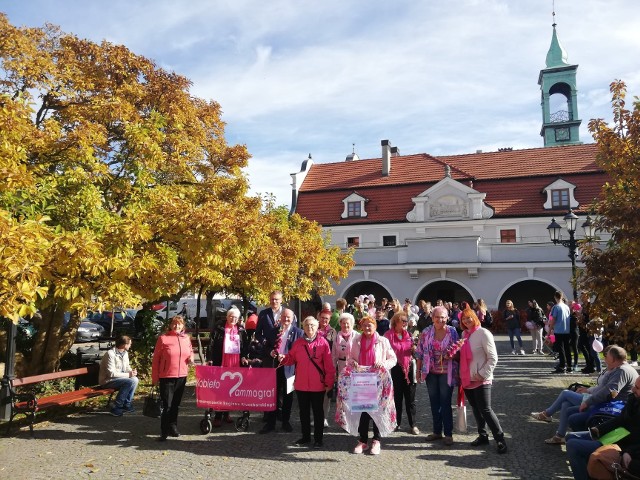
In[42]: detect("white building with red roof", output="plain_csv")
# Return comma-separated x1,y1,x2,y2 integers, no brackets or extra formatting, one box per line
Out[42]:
289,24,607,312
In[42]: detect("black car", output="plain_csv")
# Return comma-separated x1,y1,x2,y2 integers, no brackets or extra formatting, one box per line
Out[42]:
89,310,135,336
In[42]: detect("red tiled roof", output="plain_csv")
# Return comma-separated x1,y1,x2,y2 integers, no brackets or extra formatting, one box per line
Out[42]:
294,144,606,225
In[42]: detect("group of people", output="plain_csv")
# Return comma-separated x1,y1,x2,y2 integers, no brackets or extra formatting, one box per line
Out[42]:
232,291,509,455
93,288,640,478
98,290,509,455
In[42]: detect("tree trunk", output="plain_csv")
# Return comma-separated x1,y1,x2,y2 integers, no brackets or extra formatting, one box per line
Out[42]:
26,301,78,376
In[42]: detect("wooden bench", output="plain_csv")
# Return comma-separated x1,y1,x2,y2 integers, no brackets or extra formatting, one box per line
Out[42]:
6,364,116,436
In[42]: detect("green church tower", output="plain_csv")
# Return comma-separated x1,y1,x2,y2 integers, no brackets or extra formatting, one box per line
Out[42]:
538,20,582,146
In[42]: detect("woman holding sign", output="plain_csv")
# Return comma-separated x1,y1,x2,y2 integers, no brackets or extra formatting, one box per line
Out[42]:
205,306,249,427
348,316,397,455
278,316,335,449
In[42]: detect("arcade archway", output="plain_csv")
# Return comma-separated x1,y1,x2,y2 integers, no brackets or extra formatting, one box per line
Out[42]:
416,280,473,306
342,281,392,305
498,280,556,311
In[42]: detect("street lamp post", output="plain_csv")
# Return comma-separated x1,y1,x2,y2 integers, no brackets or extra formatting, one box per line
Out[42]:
546,210,584,301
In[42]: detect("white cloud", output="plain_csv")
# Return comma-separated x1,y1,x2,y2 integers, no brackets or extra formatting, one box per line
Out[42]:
4,0,640,206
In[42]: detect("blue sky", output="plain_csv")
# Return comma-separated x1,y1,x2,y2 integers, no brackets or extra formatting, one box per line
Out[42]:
3,0,640,207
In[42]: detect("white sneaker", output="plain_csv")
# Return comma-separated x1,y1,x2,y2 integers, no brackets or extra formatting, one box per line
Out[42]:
520,349,526,355
410,426,420,435
323,419,329,428
370,440,381,455
353,441,369,454
511,350,516,355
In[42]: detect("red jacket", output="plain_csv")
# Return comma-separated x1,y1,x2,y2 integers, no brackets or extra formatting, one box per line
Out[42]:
281,336,336,392
152,331,193,384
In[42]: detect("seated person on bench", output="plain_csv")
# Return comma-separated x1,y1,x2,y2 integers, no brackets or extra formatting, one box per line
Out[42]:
99,335,139,416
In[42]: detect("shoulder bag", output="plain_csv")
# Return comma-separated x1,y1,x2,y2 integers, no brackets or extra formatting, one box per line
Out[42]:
143,386,163,418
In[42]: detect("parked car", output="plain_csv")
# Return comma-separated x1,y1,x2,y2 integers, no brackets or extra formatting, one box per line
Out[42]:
75,320,105,342
221,299,258,316
89,310,135,336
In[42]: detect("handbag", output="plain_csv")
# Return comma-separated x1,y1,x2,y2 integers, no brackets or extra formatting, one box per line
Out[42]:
455,385,467,433
143,387,163,418
588,444,640,480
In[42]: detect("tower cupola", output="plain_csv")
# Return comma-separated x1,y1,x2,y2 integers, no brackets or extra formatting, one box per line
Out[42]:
538,15,582,147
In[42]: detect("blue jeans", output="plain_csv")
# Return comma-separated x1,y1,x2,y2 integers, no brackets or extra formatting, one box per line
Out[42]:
545,389,582,416
568,410,592,434
566,431,601,480
425,373,454,437
105,376,139,408
508,328,523,349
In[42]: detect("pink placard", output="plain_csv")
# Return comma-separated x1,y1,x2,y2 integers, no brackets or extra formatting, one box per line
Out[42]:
195,366,276,411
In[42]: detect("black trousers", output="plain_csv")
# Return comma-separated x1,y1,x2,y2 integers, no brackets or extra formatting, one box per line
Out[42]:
390,365,416,427
464,385,504,440
265,365,294,427
569,328,579,366
159,376,187,437
358,412,381,442
577,330,594,370
296,390,325,442
555,333,572,370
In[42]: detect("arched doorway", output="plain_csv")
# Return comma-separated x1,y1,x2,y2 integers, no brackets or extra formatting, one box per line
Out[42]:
416,280,473,306
343,281,391,307
498,280,556,311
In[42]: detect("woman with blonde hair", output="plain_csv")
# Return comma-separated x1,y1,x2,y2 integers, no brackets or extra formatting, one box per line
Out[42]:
345,316,397,455
459,308,507,454
384,312,419,435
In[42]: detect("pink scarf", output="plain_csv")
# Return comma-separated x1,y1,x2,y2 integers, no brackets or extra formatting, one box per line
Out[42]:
386,330,412,381
459,325,480,388
222,325,240,368
359,332,378,366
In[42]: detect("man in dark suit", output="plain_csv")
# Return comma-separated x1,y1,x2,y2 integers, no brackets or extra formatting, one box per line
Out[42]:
255,291,298,433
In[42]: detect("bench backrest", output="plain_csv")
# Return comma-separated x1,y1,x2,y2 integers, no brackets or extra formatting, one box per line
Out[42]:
12,365,99,388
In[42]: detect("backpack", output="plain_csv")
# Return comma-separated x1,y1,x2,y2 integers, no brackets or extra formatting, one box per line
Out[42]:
484,310,493,326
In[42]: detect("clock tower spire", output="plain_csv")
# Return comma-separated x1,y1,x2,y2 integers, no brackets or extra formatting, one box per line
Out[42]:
538,10,582,147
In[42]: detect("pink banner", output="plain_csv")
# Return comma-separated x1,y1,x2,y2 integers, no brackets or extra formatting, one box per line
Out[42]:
195,366,276,411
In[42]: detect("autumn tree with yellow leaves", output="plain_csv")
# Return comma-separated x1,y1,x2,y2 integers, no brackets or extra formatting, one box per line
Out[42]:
0,15,353,375
580,80,640,348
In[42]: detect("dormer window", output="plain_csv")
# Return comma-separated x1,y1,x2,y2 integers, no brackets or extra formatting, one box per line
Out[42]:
341,192,368,219
551,189,569,209
543,178,578,210
347,201,361,217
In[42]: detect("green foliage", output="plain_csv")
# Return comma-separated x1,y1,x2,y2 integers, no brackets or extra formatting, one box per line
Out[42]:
129,309,164,380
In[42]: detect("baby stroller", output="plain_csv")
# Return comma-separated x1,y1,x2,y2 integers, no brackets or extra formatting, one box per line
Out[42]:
200,401,252,433
199,334,264,434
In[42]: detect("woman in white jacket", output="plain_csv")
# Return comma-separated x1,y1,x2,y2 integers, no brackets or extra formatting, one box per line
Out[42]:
459,308,508,454
348,316,397,455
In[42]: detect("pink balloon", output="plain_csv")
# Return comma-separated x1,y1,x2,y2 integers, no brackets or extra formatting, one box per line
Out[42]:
592,338,604,353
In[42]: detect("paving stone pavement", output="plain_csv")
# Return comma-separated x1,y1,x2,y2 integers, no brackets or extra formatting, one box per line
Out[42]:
1,335,596,480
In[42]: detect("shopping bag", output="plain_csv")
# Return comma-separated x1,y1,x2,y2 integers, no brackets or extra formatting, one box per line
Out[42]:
143,387,163,418
455,385,467,433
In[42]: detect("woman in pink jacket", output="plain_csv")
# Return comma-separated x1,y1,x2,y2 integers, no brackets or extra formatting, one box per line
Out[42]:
152,315,194,441
279,316,335,449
